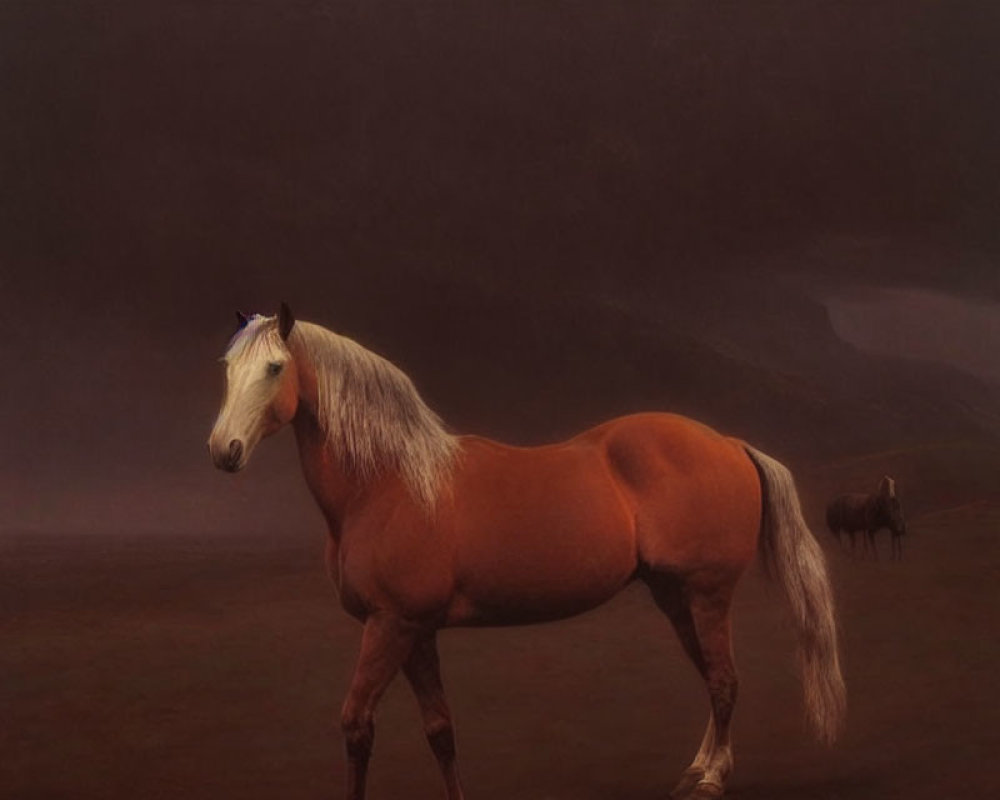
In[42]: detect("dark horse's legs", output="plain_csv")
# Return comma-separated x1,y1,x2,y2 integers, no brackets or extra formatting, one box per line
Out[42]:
892,531,903,561
647,575,738,800
866,529,879,561
340,615,419,800
403,634,465,800
859,529,872,560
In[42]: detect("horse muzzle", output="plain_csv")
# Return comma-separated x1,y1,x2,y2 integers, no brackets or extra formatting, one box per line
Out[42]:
209,437,245,473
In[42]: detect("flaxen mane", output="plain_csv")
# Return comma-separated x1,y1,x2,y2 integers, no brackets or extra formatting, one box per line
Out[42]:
292,321,458,508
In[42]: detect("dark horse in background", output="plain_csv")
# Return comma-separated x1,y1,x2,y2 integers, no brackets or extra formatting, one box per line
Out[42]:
827,476,907,560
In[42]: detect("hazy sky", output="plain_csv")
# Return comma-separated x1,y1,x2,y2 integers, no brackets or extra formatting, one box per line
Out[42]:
3,2,999,533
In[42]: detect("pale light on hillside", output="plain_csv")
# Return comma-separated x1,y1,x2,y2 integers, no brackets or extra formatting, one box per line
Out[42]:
826,288,1000,385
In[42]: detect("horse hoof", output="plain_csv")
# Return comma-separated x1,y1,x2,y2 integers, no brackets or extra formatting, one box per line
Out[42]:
669,768,705,798
686,780,725,799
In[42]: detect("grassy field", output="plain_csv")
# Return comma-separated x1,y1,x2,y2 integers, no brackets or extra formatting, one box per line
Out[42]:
3,499,999,799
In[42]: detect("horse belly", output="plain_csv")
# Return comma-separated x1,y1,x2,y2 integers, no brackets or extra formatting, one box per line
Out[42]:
448,470,637,626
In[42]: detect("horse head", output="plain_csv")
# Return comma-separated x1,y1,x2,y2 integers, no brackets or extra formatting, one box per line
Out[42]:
878,474,906,534
208,303,299,472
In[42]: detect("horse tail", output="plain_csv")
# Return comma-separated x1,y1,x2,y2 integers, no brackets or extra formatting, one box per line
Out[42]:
743,445,846,745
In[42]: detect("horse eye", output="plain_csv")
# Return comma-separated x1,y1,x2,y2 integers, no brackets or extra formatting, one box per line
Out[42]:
267,362,283,376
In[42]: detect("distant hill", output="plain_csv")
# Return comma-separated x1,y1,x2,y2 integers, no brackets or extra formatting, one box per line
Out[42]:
349,272,1000,478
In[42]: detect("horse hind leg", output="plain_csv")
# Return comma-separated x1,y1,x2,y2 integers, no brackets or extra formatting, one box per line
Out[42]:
685,586,740,798
646,577,711,795
646,575,738,800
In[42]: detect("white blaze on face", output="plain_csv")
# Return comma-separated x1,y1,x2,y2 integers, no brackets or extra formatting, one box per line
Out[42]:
208,316,290,471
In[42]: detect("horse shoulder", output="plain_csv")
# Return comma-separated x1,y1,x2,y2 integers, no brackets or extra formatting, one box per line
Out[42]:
337,479,458,623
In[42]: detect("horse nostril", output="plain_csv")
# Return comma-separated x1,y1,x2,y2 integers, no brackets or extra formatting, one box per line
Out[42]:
228,439,243,466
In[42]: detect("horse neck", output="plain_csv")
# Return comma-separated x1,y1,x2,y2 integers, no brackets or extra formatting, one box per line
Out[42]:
289,346,363,533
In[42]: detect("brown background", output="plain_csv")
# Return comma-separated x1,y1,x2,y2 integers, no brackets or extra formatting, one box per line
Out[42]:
3,3,999,798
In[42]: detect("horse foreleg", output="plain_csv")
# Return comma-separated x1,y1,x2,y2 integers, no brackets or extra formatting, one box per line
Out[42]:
340,615,418,800
403,633,465,800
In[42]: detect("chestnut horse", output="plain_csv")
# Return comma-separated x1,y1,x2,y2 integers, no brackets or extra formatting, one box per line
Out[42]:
208,305,845,800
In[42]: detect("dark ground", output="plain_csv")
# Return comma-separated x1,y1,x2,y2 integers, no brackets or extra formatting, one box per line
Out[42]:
4,490,998,800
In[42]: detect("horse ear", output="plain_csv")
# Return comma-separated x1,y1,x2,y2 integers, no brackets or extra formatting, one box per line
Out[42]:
879,475,893,496
236,311,250,329
278,302,295,340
